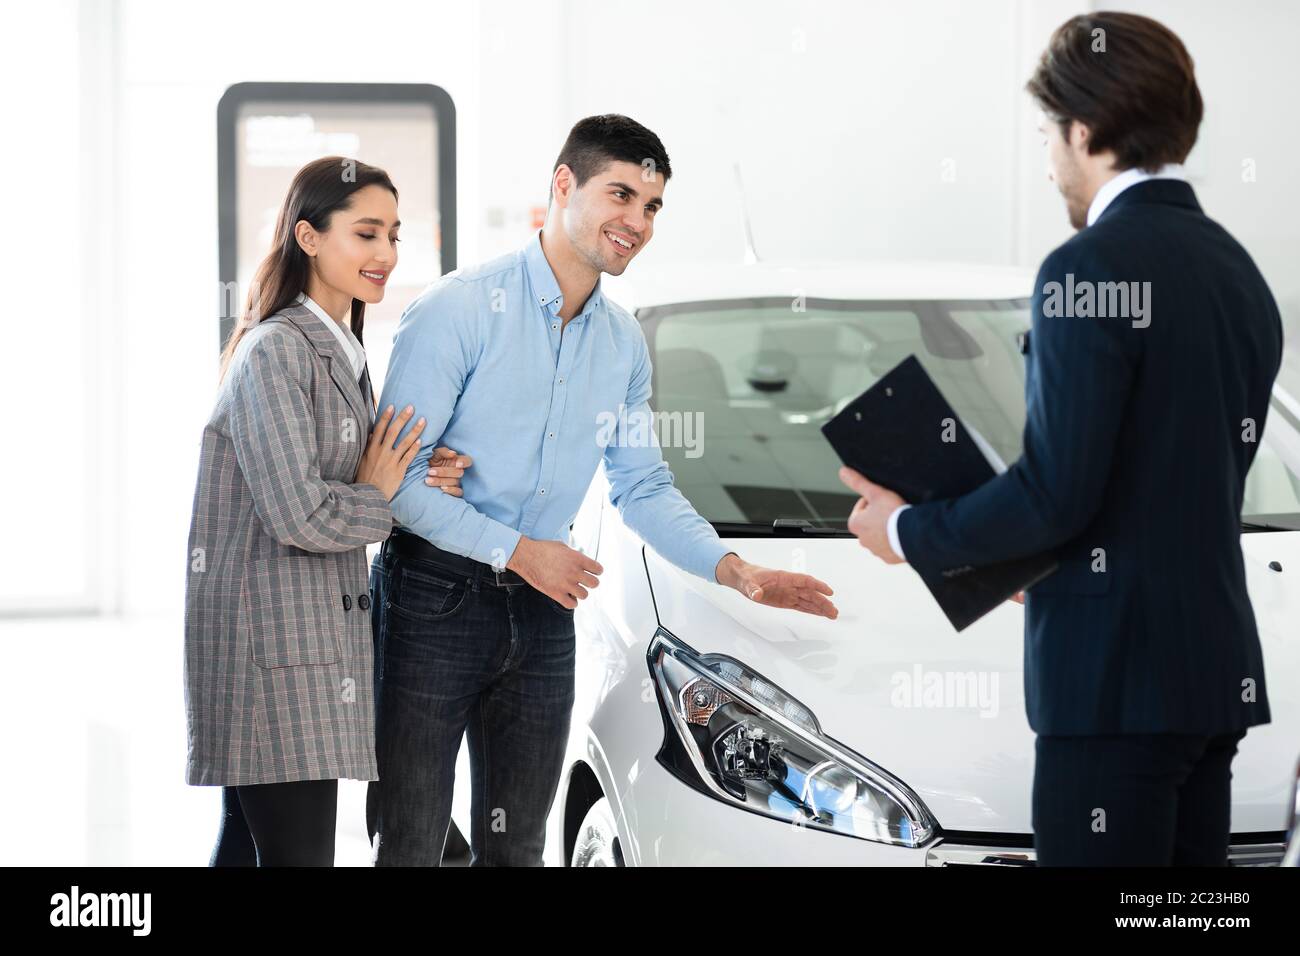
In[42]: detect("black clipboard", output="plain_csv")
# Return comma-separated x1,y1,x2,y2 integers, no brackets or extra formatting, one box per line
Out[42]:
822,355,1057,631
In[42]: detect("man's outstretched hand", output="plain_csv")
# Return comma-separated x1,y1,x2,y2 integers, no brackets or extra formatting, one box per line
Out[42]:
714,553,838,619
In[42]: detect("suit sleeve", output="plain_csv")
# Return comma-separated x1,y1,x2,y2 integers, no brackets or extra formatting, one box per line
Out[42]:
898,248,1139,575
603,330,734,582
227,326,393,553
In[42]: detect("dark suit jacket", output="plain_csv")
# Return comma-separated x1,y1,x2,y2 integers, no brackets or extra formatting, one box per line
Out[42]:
898,179,1282,735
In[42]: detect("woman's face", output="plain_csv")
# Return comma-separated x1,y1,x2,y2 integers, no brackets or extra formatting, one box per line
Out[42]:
300,183,400,305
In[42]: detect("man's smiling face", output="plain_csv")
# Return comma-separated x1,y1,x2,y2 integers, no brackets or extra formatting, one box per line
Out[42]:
559,159,665,276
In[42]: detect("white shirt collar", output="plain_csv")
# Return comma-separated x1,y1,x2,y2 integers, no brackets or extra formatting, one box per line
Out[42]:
1086,163,1187,226
295,292,366,380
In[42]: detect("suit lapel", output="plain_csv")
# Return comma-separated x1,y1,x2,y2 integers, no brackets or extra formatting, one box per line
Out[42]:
359,364,376,424
277,302,372,430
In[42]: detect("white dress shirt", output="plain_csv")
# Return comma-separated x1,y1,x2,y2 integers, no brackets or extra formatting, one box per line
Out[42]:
886,502,912,560
883,164,1187,562
1086,163,1187,226
295,291,366,381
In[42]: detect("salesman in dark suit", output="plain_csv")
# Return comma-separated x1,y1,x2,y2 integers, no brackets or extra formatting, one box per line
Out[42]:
840,11,1283,866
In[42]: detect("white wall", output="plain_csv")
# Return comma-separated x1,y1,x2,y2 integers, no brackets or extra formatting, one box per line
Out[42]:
557,0,1027,268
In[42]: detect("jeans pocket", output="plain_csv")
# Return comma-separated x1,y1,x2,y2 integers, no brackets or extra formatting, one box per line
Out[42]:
387,563,471,624
544,594,576,618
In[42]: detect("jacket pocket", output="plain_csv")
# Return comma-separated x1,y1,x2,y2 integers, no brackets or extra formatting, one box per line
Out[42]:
244,554,344,667
1030,543,1113,596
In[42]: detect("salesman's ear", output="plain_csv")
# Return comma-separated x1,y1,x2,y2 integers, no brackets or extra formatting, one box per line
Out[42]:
1067,119,1092,152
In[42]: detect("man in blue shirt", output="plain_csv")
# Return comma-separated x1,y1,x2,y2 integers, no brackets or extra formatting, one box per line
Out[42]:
367,115,838,866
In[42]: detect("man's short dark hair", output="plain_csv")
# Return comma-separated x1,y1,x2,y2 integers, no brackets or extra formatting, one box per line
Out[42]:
551,114,672,196
1026,11,1202,172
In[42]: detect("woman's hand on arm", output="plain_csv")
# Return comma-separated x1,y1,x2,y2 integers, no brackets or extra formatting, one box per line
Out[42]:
228,328,395,551
355,404,425,500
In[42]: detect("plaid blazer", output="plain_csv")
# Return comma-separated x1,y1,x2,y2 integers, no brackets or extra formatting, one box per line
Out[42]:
184,302,393,786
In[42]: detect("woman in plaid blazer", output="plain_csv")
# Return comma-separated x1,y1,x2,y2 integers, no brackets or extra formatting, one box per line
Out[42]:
184,157,465,866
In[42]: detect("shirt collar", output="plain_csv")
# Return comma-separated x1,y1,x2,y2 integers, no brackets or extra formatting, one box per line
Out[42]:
1086,163,1188,226
295,291,364,375
523,230,604,320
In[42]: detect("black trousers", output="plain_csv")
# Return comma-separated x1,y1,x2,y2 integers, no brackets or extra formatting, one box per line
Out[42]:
1031,730,1248,866
209,779,338,867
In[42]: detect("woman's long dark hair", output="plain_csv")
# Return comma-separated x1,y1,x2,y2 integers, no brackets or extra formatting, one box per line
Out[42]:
219,156,398,380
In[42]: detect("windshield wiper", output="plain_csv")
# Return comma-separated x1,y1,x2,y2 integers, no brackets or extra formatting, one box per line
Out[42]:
773,518,855,535
710,519,855,537
1241,519,1294,532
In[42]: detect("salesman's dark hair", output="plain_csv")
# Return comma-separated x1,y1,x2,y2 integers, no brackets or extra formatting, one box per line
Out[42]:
218,156,397,382
551,114,672,200
1026,11,1202,172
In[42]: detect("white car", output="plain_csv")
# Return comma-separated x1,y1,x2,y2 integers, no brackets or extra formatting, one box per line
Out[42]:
1285,759,1300,866
446,261,1300,866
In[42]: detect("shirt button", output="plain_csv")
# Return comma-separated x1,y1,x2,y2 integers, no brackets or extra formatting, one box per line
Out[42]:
548,432,554,438
558,377,564,384
342,594,352,611
539,489,546,495
359,593,371,611
552,323,558,330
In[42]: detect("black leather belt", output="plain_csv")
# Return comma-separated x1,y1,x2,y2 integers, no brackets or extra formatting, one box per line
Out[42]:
386,528,529,588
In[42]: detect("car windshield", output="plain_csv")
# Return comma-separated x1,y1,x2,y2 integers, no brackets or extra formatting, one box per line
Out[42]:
639,296,1300,532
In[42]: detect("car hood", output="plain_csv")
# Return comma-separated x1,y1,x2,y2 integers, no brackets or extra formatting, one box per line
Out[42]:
645,534,1300,836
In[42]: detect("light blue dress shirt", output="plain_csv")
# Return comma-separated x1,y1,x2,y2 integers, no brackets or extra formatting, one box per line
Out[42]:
377,232,733,582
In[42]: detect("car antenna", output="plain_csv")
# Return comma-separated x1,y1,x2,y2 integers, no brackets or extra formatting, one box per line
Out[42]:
733,163,760,265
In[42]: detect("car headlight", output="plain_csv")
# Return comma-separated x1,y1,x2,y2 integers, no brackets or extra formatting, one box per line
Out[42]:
648,627,937,847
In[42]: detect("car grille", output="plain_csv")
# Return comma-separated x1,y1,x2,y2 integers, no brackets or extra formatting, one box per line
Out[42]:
924,833,1286,867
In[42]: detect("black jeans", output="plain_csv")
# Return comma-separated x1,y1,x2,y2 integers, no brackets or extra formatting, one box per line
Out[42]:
209,779,338,866
366,534,577,866
1032,729,1248,866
